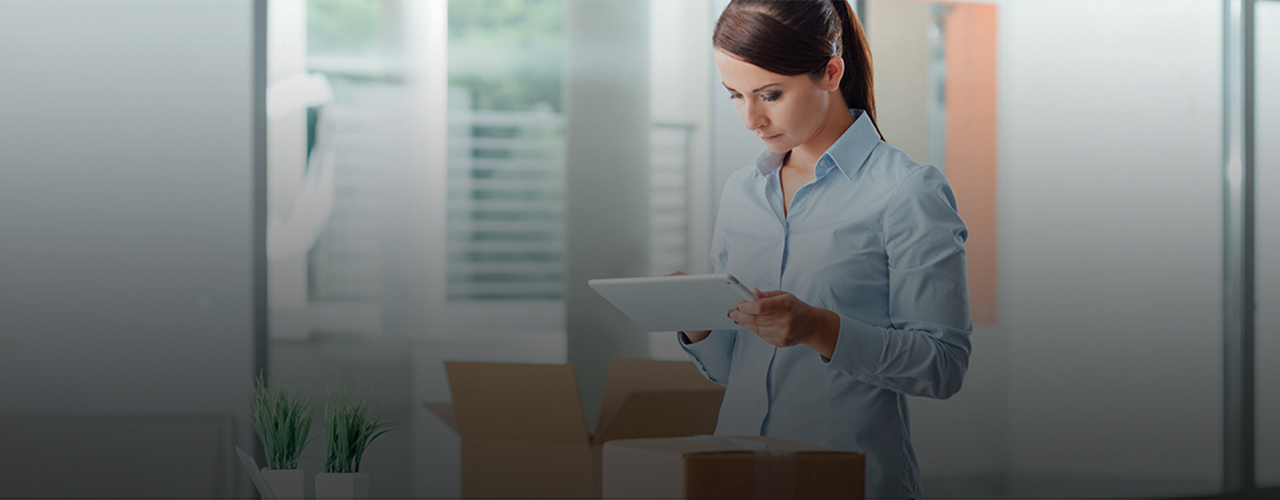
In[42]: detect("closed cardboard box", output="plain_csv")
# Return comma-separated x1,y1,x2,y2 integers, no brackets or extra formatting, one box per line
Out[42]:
426,357,725,499
603,436,865,499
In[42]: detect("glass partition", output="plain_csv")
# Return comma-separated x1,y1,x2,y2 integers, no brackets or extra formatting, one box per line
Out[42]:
266,2,576,497
264,1,705,497
863,0,1224,497
1255,0,1280,489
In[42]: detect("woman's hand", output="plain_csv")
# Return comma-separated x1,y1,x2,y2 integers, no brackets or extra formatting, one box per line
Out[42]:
666,270,712,343
729,290,841,358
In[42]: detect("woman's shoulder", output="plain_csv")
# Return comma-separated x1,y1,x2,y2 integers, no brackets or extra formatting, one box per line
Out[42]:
859,143,960,222
854,142,952,195
720,162,764,195
859,141,931,180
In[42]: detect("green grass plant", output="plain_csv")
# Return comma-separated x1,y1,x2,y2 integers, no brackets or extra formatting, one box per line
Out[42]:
322,388,398,474
244,374,318,470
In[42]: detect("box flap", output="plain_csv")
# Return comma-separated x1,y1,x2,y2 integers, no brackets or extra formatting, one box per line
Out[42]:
445,361,590,444
593,390,724,444
594,357,724,436
423,402,457,432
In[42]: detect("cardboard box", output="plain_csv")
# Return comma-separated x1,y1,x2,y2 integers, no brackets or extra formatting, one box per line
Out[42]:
425,357,725,499
603,436,865,499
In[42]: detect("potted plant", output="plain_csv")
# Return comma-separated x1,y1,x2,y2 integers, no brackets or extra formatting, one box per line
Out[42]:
244,375,317,500
315,388,397,500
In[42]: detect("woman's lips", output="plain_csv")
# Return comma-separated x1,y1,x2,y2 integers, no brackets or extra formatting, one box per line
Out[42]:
761,133,782,142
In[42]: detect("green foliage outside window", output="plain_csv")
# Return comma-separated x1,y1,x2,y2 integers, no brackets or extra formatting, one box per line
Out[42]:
307,0,383,57
305,0,562,111
449,0,562,112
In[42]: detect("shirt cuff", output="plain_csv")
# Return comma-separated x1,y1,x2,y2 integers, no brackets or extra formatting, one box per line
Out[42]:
679,329,732,353
820,314,887,377
678,330,734,381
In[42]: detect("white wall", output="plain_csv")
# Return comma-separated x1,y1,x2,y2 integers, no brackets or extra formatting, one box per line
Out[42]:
998,1,1222,495
0,1,257,497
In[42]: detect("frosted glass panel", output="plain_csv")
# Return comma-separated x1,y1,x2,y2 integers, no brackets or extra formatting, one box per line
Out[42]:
870,1,1226,497
1256,0,1280,489
998,1,1223,496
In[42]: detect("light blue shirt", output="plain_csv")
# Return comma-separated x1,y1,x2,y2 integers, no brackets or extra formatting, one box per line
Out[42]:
680,109,972,499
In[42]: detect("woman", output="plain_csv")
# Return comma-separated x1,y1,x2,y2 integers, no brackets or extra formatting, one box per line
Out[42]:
677,1,972,498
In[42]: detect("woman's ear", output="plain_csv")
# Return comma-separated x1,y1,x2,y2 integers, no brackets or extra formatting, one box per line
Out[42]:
823,56,844,92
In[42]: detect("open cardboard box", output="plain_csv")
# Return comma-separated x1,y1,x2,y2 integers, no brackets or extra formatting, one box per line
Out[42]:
425,357,726,499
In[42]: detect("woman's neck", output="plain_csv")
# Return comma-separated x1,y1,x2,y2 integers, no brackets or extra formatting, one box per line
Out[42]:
785,103,855,174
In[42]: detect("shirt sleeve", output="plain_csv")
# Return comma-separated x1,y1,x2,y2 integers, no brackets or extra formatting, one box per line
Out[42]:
821,165,973,399
675,202,738,386
678,329,736,386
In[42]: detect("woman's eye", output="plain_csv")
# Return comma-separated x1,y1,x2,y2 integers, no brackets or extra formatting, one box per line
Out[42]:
762,92,781,102
728,92,742,100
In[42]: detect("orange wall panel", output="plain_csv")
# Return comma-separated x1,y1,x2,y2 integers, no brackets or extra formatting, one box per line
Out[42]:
944,4,998,324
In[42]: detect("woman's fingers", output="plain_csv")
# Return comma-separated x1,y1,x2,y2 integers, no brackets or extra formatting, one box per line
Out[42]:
728,309,753,325
665,270,687,277
729,307,780,327
736,292,793,315
729,292,813,348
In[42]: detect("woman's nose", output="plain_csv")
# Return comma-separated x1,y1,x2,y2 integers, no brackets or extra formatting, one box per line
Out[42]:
742,101,767,131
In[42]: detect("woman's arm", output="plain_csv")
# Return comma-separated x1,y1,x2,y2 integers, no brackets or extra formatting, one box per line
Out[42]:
682,329,713,343
729,165,972,399
833,164,971,398
678,330,737,385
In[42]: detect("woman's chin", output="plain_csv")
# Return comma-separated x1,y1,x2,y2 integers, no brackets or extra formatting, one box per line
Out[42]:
762,141,790,153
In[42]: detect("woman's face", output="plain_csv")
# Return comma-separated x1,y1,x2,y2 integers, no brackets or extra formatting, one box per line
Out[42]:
714,49,841,154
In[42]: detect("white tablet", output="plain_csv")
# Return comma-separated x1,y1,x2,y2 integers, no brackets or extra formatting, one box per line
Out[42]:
588,273,758,332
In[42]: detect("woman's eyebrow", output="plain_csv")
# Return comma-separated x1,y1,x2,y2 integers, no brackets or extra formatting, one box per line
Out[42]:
722,82,783,93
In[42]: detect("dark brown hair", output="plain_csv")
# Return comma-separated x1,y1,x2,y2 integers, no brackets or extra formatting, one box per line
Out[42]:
713,0,879,138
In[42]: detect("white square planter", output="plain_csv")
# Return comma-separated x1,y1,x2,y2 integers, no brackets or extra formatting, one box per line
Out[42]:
260,468,304,500
315,472,369,500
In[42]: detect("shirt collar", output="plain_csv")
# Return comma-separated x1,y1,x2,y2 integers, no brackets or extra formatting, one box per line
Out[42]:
753,108,880,180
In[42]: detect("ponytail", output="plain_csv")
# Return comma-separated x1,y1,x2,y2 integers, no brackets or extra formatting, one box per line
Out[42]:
827,0,878,133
